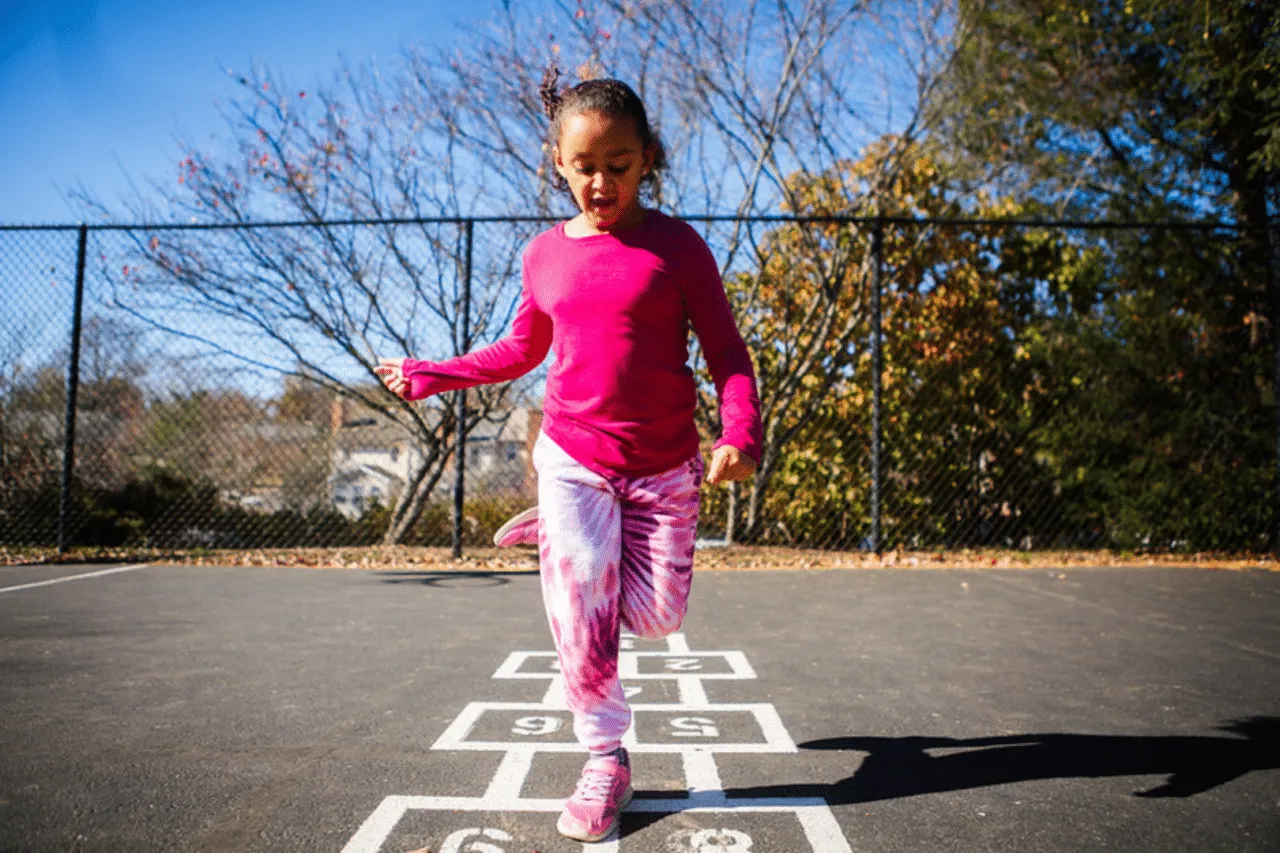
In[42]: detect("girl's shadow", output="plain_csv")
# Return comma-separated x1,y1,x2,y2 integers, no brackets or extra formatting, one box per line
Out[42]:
725,716,1280,803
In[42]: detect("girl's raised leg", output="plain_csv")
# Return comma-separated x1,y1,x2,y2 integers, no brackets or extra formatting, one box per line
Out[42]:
618,452,703,639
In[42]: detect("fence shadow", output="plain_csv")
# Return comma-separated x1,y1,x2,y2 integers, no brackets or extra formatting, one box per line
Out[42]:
723,716,1280,804
375,569,537,588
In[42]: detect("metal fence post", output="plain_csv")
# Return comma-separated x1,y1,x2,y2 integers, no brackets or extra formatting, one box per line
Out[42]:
57,225,88,555
725,482,737,545
452,219,474,559
1269,221,1280,554
870,219,884,555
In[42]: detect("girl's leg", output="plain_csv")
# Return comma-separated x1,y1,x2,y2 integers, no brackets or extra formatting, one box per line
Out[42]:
533,434,630,755
618,452,704,639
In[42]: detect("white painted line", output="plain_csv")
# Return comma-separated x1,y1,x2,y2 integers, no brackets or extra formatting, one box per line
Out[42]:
437,700,782,712
374,793,836,813
682,748,725,800
431,702,487,750
636,796,837,812
440,740,786,754
433,702,796,753
623,715,638,749
618,652,755,680
540,675,567,708
339,795,409,853
797,804,857,853
493,651,533,678
612,670,750,680
677,675,709,707
343,792,853,853
492,651,559,679
724,650,757,679
503,648,751,680
753,703,799,752
397,794,565,811
484,748,534,799
0,563,150,595
380,635,853,852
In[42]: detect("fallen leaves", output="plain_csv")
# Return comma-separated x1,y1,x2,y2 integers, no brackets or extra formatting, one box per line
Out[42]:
1,545,1274,572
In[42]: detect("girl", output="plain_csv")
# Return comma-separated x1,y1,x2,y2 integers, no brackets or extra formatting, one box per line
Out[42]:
375,71,761,843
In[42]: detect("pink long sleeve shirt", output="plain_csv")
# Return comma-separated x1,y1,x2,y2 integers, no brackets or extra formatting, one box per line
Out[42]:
402,210,763,480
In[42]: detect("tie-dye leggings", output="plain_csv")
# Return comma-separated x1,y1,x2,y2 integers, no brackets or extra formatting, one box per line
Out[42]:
533,432,704,754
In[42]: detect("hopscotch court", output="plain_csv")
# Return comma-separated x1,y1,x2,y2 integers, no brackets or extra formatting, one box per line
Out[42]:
341,631,853,852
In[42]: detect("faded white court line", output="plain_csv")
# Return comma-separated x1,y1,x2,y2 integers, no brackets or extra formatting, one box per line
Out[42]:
0,563,150,595
484,748,535,799
683,748,725,799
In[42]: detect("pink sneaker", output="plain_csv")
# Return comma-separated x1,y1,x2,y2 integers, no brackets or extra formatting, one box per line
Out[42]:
556,749,633,842
492,506,539,547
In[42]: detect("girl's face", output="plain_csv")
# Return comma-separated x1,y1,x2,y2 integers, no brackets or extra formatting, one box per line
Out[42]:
554,109,655,232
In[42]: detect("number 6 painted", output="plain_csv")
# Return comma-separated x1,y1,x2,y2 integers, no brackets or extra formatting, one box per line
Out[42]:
690,828,753,852
439,826,513,853
512,716,561,736
671,716,719,737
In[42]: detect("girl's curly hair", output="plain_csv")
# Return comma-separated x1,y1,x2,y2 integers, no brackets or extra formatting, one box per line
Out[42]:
539,65,667,198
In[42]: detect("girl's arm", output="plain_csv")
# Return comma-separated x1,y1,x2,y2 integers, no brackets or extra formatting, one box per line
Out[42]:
401,272,553,400
680,229,764,466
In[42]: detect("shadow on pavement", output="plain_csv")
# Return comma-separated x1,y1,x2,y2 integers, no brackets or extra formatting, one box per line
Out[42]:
725,716,1280,803
376,570,533,588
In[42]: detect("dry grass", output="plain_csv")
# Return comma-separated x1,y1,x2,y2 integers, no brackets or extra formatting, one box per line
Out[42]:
2,544,1275,572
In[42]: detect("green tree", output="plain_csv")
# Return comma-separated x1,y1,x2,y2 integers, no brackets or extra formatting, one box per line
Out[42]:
945,0,1278,226
1018,227,1273,550
935,0,1277,550
700,142,1102,548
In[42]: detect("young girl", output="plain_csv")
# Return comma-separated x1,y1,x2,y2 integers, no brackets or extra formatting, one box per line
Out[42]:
375,71,762,843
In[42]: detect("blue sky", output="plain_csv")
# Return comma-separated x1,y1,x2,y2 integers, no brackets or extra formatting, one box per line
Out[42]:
0,0,466,224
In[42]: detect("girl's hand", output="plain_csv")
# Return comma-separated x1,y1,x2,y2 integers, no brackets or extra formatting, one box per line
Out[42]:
374,357,410,399
706,445,757,485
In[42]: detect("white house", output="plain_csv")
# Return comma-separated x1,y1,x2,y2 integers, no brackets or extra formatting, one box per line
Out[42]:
327,399,539,519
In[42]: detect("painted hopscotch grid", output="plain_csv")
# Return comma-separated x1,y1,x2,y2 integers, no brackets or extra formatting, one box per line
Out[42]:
341,632,854,853
435,702,794,753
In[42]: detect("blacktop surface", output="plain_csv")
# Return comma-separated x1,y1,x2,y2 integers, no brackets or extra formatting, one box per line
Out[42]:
0,560,1277,853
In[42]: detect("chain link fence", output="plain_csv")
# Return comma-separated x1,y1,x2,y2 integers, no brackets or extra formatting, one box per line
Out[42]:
0,227,80,546
1,216,1275,554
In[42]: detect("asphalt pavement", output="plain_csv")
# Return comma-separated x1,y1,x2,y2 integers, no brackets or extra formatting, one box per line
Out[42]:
1,561,1277,852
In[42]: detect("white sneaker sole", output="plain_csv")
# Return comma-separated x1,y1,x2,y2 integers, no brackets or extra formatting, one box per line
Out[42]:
492,506,539,547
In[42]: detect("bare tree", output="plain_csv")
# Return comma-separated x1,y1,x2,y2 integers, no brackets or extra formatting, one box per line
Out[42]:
690,1,960,541
0,315,57,530
400,0,959,542
74,0,960,546
76,61,540,543
596,0,961,540
595,0,960,540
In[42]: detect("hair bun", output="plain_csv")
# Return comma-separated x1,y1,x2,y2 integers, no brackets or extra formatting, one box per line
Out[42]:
539,65,563,121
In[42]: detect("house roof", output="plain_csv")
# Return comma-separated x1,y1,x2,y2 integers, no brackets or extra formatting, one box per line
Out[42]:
334,402,535,451
327,463,400,488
